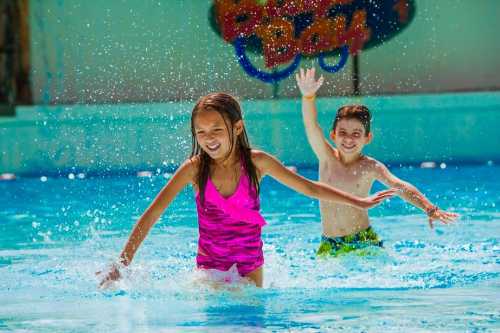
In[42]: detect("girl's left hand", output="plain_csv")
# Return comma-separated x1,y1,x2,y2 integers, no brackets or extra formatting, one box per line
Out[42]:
358,188,398,209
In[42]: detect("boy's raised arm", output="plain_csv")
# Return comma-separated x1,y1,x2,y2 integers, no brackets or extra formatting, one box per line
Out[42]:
372,160,459,228
296,68,333,161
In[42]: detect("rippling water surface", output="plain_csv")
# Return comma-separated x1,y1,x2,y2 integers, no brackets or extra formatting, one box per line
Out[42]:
1,165,499,332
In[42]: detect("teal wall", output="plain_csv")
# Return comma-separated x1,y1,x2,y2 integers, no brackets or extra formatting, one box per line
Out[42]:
30,0,500,104
1,92,499,175
6,1,499,175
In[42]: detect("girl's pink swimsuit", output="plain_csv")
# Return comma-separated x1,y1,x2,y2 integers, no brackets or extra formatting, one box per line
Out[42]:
195,163,266,276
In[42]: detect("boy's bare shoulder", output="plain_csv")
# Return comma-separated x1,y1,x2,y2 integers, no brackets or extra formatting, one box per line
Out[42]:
360,155,387,175
319,145,338,163
316,146,339,165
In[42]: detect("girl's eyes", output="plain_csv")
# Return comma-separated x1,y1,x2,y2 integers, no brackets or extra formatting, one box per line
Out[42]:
196,128,224,135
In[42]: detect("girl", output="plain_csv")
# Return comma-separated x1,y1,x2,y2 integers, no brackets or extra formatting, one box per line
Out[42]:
99,93,395,288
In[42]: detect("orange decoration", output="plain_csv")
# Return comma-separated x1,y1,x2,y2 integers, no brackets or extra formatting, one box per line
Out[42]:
393,0,410,23
255,17,299,67
299,18,336,56
215,0,264,42
338,10,371,55
264,0,308,18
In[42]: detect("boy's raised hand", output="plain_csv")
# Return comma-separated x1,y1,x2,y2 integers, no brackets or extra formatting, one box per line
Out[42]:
427,208,459,229
295,68,324,97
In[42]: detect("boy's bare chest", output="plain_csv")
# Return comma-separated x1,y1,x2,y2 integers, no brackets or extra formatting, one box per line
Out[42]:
319,161,373,195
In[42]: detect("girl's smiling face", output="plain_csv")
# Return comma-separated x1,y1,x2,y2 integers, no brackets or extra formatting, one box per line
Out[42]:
193,109,242,161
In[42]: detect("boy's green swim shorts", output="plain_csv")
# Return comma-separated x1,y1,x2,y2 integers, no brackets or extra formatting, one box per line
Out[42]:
317,226,383,257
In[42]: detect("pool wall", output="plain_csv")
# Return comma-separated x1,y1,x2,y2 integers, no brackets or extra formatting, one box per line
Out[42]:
1,92,499,176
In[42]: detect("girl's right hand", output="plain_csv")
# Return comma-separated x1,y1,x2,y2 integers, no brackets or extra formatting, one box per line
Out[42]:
97,264,121,288
358,188,398,209
295,67,324,97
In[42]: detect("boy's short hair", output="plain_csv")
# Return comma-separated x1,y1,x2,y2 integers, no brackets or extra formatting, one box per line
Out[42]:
332,105,371,135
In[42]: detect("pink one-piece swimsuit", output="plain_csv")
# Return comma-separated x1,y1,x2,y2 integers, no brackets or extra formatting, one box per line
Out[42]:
195,163,266,276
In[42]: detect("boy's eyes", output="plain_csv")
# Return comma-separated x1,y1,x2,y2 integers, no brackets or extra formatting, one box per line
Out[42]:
339,131,362,137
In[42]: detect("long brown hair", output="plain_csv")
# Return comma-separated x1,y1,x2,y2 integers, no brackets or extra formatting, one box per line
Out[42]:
190,93,260,204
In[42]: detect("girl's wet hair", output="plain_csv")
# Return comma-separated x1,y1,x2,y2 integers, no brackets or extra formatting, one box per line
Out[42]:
190,92,260,204
332,105,371,135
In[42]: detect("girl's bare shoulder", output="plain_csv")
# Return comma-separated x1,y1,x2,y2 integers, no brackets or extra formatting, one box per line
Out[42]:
250,149,274,166
249,149,273,178
181,156,201,182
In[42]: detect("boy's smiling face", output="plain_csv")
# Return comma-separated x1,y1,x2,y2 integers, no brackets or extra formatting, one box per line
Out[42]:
330,118,372,157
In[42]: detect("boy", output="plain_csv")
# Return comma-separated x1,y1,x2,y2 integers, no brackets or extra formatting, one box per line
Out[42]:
295,68,458,256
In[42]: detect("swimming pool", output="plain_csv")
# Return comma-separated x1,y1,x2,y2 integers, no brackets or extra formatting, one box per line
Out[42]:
1,164,498,332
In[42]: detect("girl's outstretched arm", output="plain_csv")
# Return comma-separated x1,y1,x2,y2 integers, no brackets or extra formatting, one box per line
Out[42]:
98,158,196,287
372,160,459,228
252,150,396,209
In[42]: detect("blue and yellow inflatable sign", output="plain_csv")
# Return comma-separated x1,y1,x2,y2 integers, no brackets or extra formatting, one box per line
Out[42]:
209,0,415,83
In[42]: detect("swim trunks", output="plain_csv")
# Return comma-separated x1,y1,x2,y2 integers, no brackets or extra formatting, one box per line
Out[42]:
317,226,383,257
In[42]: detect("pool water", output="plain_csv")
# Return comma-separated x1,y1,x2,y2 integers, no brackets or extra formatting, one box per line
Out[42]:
1,164,499,332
